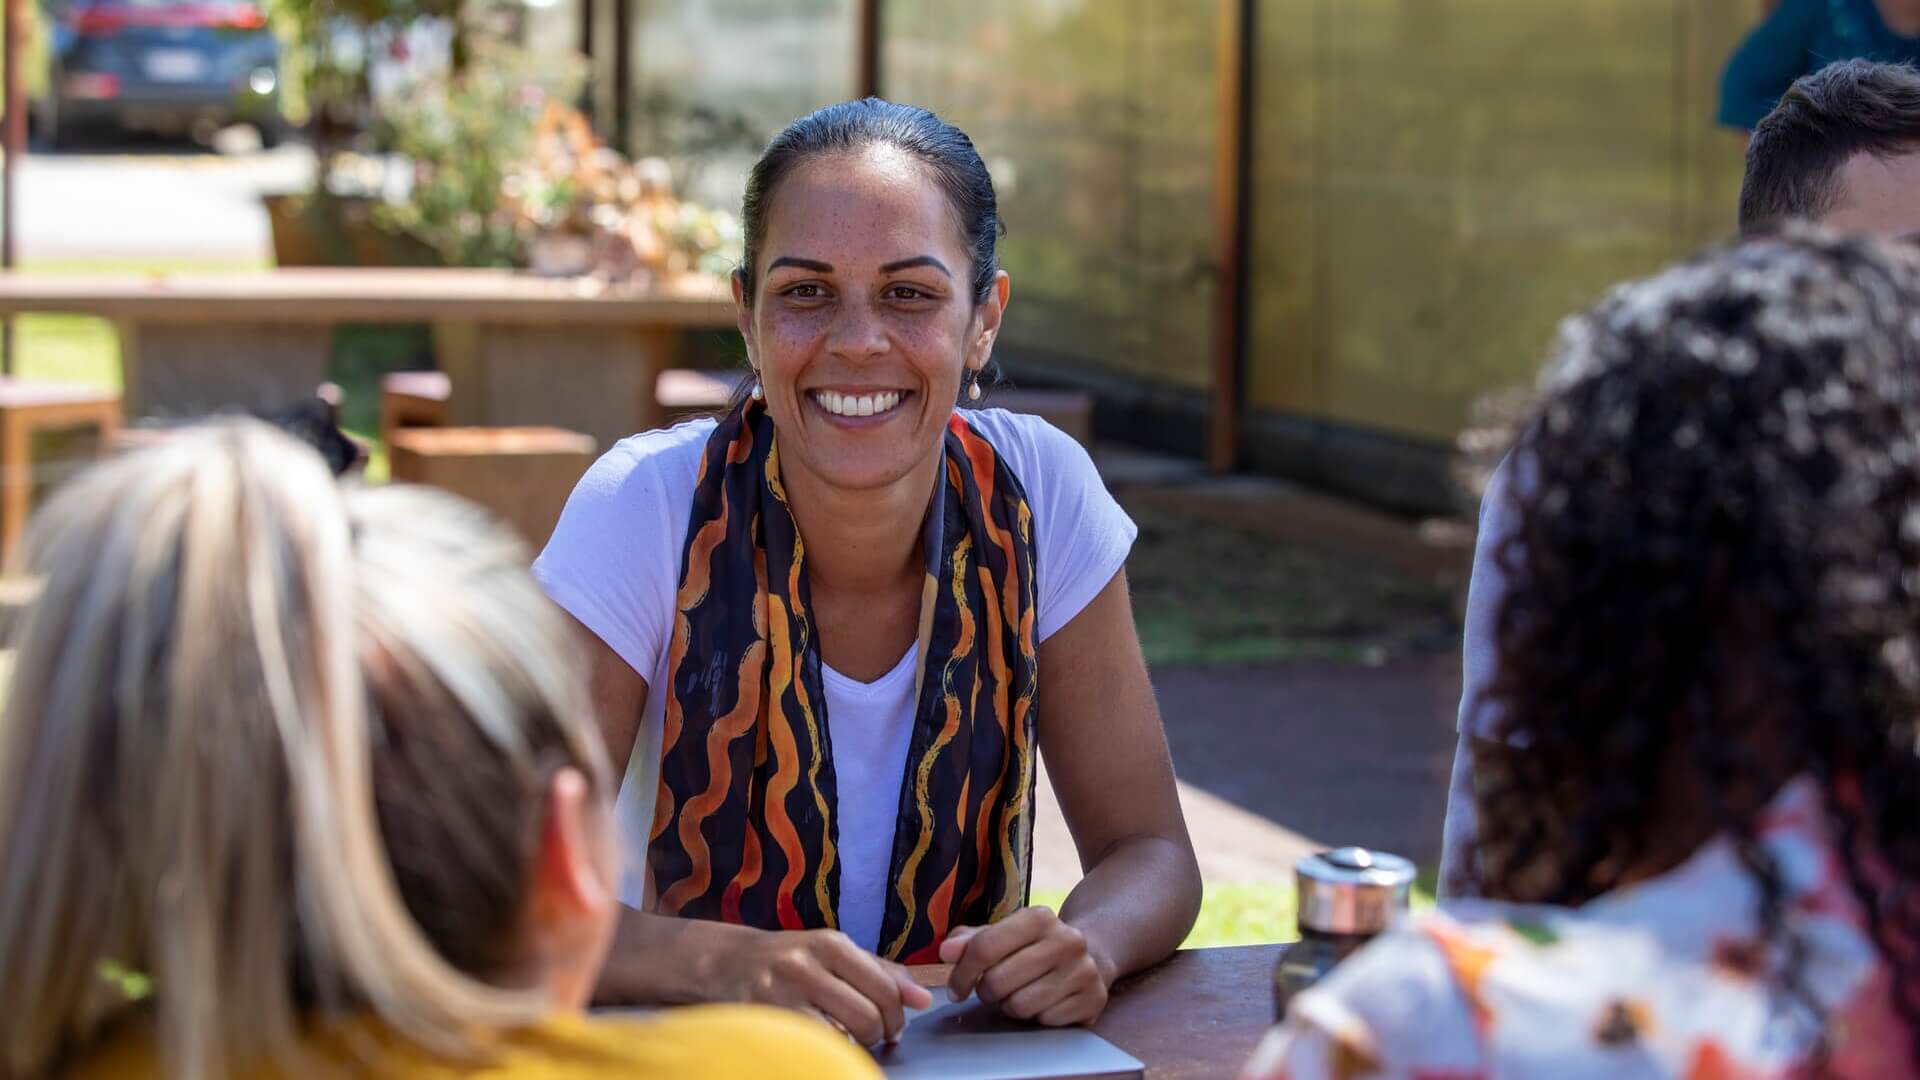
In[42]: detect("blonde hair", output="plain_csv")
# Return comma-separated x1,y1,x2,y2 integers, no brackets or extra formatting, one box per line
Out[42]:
0,420,608,1077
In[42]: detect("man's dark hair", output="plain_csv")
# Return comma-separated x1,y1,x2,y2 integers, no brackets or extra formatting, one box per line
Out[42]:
1739,59,1920,231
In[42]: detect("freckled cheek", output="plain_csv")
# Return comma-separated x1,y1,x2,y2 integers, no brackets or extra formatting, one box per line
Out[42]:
893,322,970,397
757,312,829,378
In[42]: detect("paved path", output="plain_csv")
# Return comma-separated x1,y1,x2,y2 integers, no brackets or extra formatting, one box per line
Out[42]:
1031,449,1474,892
8,140,313,264
1029,651,1462,891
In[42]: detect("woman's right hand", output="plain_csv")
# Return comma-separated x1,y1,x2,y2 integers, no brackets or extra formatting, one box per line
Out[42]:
712,927,935,1045
571,642,931,1041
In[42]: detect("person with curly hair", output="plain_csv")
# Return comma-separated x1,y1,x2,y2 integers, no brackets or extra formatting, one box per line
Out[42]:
1441,56,1920,896
1245,230,1920,1078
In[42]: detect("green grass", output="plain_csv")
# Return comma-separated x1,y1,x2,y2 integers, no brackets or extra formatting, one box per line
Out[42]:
10,257,270,391
1030,882,1299,948
13,314,120,387
1031,873,1438,949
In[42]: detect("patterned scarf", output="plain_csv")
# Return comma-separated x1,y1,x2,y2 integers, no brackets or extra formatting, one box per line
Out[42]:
650,398,1039,963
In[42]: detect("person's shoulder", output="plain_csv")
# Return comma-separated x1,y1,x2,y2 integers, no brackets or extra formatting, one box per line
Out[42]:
959,406,1086,464
536,1006,882,1079
1245,914,1481,1080
533,418,716,600
60,1009,882,1080
1259,903,1605,1068
574,418,716,500
958,407,1105,508
1303,911,1483,1023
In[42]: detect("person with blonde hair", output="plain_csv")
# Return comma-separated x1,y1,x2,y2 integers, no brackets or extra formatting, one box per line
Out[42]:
0,420,879,1078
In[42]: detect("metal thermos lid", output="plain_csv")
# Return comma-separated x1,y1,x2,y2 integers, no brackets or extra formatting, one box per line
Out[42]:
1295,846,1415,936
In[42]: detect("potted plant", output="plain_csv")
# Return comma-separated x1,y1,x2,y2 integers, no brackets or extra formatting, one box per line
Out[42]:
263,0,462,266
367,36,579,267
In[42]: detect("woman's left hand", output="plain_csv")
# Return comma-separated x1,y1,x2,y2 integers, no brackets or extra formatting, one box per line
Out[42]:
939,906,1115,1026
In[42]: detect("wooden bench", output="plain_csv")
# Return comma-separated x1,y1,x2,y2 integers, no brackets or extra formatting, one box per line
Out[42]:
0,269,737,448
0,378,122,566
655,368,751,422
379,370,452,450
388,426,597,549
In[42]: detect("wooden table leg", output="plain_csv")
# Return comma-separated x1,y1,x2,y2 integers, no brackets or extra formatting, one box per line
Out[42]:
120,320,333,421
92,399,121,452
436,320,676,449
115,318,142,416
0,409,29,570
433,318,483,427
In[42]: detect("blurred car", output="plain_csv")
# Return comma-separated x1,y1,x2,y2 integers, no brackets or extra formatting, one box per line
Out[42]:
34,0,282,148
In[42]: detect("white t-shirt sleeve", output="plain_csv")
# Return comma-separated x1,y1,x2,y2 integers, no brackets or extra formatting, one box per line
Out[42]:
966,409,1137,643
532,426,703,685
1456,451,1522,741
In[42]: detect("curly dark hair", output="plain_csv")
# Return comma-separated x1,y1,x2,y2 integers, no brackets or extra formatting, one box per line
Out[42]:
1476,227,1920,1067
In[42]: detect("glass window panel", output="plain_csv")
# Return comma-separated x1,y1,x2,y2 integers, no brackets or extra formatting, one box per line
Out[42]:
882,0,1219,395
628,0,857,210
1247,0,1753,446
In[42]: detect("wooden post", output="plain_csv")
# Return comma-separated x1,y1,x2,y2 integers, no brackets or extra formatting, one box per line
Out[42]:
856,0,881,99
577,0,596,124
1208,0,1252,473
611,0,631,152
1,0,23,377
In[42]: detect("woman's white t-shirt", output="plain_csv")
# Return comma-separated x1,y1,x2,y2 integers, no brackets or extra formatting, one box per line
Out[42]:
532,408,1136,953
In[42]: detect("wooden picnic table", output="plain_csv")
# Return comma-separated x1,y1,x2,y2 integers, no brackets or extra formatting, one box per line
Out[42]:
0,268,739,447
910,944,1283,1079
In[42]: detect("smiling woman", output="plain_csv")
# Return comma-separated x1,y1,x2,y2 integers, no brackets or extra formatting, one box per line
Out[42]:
532,98,1201,1044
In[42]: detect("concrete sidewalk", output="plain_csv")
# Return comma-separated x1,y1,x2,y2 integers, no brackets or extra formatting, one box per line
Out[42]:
1030,651,1462,892
1029,446,1473,892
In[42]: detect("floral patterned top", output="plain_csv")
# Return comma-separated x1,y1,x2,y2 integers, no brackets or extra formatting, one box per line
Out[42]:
1242,778,1912,1079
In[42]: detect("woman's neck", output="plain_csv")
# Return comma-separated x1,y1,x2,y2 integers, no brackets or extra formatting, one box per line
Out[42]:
781,446,944,598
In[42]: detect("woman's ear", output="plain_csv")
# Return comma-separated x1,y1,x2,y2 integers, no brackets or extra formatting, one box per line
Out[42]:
524,766,616,1005
967,271,1012,373
732,269,758,369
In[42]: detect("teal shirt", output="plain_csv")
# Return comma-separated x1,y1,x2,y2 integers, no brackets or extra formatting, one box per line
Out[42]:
1719,0,1920,129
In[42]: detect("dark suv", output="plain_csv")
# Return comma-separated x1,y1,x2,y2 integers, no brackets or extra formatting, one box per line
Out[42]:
36,0,282,147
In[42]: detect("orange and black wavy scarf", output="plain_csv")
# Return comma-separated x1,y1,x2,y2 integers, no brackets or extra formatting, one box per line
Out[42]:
650,399,1038,963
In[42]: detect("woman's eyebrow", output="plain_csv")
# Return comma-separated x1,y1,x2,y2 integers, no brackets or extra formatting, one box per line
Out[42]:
768,256,834,273
880,255,952,277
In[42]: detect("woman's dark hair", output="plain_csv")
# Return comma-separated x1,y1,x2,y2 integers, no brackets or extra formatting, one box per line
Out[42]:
738,97,1003,306
1476,228,1920,1067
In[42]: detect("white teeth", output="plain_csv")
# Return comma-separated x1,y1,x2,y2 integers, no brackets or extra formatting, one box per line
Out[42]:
814,390,904,417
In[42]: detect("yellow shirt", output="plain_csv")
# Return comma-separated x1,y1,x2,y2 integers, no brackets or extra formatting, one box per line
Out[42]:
71,1005,882,1079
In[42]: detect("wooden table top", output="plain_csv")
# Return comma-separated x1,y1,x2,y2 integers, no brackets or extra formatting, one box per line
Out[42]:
912,943,1283,1079
0,268,740,326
